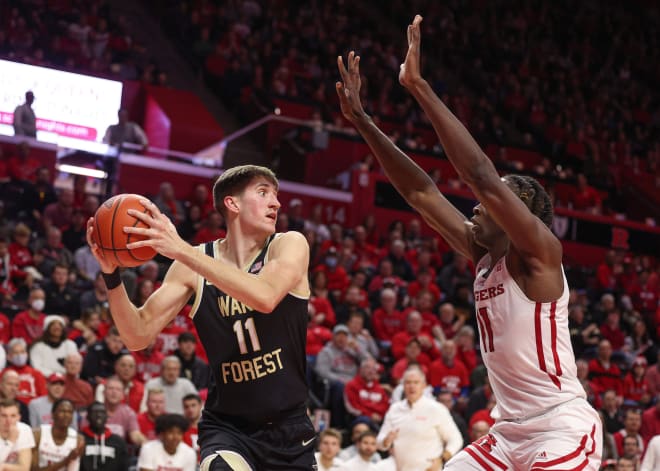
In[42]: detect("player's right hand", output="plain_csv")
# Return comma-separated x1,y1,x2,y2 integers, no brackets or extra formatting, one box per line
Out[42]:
86,217,119,274
399,15,424,89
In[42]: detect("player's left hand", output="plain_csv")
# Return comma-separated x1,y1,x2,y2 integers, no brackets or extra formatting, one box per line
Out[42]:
336,51,369,124
399,15,424,89
124,199,187,259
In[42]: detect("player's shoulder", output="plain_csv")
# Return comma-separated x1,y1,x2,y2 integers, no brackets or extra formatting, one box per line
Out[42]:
273,230,308,246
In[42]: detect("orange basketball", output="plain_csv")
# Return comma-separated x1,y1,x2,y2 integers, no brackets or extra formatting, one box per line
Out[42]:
93,194,157,267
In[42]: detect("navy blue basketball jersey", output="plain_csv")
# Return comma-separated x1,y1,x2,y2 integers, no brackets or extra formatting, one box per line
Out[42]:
189,234,309,423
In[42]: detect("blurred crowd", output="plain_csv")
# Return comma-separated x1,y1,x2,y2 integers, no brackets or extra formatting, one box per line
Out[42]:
0,142,658,468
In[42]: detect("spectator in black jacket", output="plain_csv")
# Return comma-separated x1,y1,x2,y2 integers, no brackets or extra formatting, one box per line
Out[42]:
80,402,128,471
174,332,210,390
81,327,129,386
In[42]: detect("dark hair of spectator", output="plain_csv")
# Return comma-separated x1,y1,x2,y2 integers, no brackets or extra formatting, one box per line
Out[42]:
183,393,202,403
52,398,74,413
155,413,189,435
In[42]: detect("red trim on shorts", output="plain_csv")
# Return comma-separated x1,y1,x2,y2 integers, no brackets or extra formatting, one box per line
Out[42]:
530,425,596,470
534,302,560,389
471,444,508,470
465,447,495,471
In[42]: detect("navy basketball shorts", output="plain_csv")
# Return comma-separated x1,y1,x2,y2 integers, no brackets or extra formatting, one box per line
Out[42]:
198,408,317,471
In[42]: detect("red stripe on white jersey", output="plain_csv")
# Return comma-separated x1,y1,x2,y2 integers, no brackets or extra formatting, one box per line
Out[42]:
535,302,561,389
549,301,562,378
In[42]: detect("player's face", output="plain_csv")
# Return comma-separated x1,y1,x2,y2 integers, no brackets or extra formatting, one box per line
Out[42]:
470,203,505,248
237,177,280,234
319,436,340,459
52,401,74,428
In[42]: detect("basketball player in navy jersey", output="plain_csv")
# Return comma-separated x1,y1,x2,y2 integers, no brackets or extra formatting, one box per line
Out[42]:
86,165,316,470
336,15,602,471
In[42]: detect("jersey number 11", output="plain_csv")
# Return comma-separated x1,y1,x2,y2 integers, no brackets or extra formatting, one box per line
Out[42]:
232,318,262,354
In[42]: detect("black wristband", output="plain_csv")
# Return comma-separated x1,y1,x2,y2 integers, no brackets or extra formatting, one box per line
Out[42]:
102,269,122,290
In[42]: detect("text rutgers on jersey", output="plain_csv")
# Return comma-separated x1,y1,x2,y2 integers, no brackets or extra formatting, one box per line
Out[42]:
216,293,285,384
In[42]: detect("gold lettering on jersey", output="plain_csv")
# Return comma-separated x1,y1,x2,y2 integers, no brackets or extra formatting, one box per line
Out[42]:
220,348,284,384
217,295,253,317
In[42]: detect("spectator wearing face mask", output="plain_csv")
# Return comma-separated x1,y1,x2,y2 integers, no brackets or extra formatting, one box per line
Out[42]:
11,287,47,345
4,338,47,405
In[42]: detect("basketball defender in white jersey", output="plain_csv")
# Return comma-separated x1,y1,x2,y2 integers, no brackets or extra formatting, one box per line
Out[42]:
336,14,602,470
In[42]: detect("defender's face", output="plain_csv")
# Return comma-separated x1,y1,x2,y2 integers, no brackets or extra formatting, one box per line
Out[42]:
470,203,503,248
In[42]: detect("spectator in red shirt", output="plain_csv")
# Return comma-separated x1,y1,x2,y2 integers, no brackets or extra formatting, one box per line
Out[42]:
8,223,34,269
390,338,430,384
133,342,166,383
644,351,660,396
0,237,26,300
137,388,166,440
371,288,404,346
0,311,10,344
11,287,46,345
436,302,466,342
429,340,470,398
588,339,624,399
182,393,202,457
402,289,441,340
640,396,660,445
391,311,440,362
454,325,478,374
43,188,75,230
313,246,350,297
367,259,406,300
4,337,47,404
306,303,333,357
599,310,626,352
407,267,442,305
7,142,40,182
344,358,389,424
612,409,643,457
97,353,144,413
309,294,336,329
352,225,379,270
193,211,226,244
570,174,602,214
623,356,651,408
596,251,621,293
61,352,93,412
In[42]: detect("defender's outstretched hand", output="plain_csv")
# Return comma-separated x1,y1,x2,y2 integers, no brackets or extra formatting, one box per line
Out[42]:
336,51,368,123
399,15,424,89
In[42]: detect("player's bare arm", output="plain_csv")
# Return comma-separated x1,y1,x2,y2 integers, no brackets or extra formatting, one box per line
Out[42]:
124,201,310,313
336,51,483,262
400,16,561,276
86,218,196,351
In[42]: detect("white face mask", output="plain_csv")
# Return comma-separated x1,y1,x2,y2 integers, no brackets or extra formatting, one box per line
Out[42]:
11,353,28,367
31,299,45,311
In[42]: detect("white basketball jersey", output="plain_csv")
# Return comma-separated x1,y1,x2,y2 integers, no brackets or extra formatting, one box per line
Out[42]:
38,424,79,471
474,255,585,421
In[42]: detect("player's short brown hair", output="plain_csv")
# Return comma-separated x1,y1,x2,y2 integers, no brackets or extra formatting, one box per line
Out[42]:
212,165,278,217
